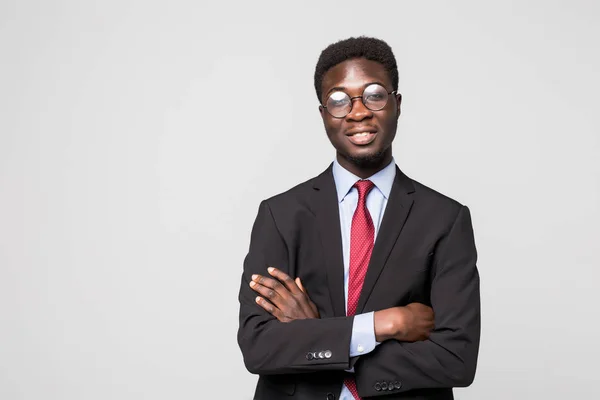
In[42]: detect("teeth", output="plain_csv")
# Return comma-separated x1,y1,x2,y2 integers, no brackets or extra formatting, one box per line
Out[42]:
353,132,370,137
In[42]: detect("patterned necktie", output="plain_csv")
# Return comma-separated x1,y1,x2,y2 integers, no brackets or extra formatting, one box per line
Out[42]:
344,179,376,400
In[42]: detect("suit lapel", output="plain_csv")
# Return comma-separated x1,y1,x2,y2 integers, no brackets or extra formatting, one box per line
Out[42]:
311,165,346,317
355,167,415,314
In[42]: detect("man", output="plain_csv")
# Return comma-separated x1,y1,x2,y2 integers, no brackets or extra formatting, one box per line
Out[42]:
237,36,480,400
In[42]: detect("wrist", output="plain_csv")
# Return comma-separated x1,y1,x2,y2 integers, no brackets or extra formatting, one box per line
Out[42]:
374,310,396,342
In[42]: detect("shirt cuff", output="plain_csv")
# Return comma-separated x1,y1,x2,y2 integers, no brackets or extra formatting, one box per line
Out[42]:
349,311,378,357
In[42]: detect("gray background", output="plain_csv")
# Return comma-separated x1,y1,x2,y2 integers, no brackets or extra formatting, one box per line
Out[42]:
1,0,599,399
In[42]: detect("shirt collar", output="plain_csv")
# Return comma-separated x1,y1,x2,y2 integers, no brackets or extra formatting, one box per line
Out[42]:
332,157,397,203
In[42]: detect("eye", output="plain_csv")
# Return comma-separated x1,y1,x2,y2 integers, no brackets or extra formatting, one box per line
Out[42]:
327,92,350,107
365,93,385,101
330,98,350,106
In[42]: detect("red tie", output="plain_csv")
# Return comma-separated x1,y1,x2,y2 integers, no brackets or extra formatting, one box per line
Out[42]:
344,180,375,400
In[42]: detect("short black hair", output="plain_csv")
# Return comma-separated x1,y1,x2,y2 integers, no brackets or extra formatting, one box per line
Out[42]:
314,36,399,103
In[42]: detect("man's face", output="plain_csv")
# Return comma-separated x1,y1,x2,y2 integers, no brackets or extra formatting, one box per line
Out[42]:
319,58,401,169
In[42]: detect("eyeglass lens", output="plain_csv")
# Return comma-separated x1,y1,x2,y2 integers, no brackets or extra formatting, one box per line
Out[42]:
325,84,390,118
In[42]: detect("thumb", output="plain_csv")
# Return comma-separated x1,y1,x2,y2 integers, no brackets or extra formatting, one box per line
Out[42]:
295,277,306,293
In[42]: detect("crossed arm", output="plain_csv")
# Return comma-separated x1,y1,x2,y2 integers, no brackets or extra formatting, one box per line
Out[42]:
250,268,434,343
237,201,480,395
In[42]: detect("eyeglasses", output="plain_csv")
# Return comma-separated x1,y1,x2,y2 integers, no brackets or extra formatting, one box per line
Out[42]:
322,83,396,118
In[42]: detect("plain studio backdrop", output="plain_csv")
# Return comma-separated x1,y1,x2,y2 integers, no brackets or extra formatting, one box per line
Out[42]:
1,0,599,399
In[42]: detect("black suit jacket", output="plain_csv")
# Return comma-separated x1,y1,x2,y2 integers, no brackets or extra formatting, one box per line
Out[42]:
237,165,480,400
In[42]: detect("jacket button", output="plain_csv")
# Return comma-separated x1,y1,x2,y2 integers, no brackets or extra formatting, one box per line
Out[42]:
394,381,402,389
381,381,388,390
324,350,332,358
306,352,314,360
374,382,382,391
326,393,335,400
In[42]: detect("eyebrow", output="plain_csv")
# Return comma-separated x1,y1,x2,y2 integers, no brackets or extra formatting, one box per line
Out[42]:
325,81,387,98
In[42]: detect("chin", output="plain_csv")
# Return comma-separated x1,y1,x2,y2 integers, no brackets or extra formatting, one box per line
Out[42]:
344,148,388,168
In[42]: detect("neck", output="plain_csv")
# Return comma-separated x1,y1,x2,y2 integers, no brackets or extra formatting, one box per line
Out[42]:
336,150,393,179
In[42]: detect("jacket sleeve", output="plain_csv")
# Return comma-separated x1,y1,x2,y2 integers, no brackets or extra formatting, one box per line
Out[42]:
354,205,481,396
237,200,355,375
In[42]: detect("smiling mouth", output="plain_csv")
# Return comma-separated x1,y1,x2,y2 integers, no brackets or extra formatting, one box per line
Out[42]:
346,131,377,146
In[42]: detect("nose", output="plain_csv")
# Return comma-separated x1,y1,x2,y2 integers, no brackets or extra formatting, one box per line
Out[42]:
346,96,373,121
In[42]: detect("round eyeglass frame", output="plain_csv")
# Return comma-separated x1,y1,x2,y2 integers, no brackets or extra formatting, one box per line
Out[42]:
321,84,397,118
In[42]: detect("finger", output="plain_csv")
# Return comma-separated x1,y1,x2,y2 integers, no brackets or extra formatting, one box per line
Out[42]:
293,277,318,317
296,277,306,293
309,300,319,317
258,271,312,318
251,276,299,314
249,280,279,303
252,274,291,299
255,296,286,321
296,278,319,316
267,267,302,295
417,304,432,312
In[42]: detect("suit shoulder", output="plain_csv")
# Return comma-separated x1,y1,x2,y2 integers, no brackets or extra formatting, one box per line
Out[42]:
260,176,317,208
409,178,466,217
412,179,463,205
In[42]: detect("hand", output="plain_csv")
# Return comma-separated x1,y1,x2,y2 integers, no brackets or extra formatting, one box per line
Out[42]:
249,267,320,322
374,303,434,342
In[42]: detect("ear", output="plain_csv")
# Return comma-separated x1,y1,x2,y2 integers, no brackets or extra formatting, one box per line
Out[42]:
319,105,325,118
395,93,402,119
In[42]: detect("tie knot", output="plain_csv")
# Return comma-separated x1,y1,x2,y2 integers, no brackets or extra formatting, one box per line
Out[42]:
353,179,375,201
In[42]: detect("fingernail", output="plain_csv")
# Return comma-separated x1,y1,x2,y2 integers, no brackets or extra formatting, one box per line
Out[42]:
249,281,256,287
268,267,274,273
255,296,261,303
252,274,258,280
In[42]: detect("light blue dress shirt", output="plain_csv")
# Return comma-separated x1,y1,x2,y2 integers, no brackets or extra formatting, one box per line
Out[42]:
333,158,397,399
